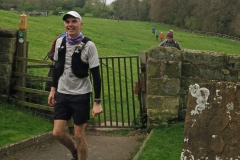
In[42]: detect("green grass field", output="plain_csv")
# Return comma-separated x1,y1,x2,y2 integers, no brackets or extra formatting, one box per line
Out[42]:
138,123,184,160
1,9,240,159
1,9,239,60
0,101,52,147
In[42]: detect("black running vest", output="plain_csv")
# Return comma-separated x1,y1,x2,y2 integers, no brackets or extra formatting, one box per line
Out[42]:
52,37,91,88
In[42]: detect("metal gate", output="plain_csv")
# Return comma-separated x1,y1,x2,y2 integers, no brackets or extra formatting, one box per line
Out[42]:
89,56,146,128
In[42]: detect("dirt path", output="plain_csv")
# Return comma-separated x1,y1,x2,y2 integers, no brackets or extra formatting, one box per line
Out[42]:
1,129,146,160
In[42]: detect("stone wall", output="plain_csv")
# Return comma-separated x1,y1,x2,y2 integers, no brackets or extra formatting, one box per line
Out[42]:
146,47,181,125
0,28,18,95
146,46,240,126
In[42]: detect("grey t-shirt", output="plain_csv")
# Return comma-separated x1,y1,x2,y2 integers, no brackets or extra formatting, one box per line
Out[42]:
54,37,100,95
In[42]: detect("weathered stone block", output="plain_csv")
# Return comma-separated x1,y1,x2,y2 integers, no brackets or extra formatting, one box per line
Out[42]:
0,28,18,38
199,68,224,80
146,58,161,78
0,54,14,63
147,108,178,125
225,72,238,82
147,58,181,79
161,61,181,79
0,64,12,76
199,67,237,81
226,55,240,70
0,37,17,53
182,49,226,68
146,95,164,109
163,96,179,114
148,46,181,61
181,77,212,91
147,78,180,96
181,63,198,78
181,82,240,159
147,95,179,112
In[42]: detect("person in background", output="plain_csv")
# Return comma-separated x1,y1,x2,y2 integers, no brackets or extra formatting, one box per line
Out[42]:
159,32,164,42
155,30,159,41
159,32,181,50
152,27,155,36
169,29,174,33
48,11,103,160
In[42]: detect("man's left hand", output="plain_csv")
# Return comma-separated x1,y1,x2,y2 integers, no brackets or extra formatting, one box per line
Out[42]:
92,103,103,117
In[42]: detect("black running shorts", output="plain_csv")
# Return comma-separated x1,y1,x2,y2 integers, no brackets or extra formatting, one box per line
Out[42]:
53,91,90,125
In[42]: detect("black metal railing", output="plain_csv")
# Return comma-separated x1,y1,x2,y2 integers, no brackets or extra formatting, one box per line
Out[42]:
89,56,142,128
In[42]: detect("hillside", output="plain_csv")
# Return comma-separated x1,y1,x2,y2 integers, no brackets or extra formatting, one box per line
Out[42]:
0,9,239,60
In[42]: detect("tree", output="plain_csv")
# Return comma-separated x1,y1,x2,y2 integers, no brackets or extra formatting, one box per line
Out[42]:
62,0,75,10
149,0,167,23
112,0,120,17
139,0,150,21
73,7,86,17
230,13,240,36
83,0,111,18
83,0,95,14
38,0,48,10
76,0,86,8
24,2,35,11
52,6,62,15
16,4,25,11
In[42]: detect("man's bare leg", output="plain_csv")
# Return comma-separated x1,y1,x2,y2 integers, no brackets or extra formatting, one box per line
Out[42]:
74,123,88,160
52,120,76,153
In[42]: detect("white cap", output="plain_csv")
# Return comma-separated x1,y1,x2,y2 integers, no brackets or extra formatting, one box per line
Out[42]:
62,11,82,21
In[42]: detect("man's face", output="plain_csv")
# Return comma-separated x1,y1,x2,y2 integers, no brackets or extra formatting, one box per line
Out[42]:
64,16,83,38
167,37,173,42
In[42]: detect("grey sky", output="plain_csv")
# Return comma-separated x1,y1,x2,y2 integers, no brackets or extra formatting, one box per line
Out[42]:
106,0,114,5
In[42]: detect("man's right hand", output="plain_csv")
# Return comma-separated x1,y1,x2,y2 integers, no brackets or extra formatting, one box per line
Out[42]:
48,87,56,106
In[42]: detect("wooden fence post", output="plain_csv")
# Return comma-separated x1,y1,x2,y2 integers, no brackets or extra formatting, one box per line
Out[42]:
16,13,28,101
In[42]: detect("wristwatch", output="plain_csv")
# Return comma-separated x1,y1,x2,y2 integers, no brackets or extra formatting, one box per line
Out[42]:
94,99,101,104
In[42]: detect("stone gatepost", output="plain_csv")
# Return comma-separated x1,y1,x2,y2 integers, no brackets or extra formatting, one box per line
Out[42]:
181,82,240,159
0,28,18,96
146,46,181,126
180,49,228,120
